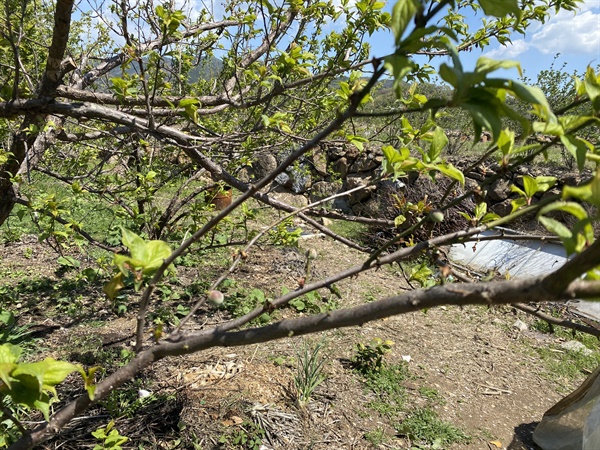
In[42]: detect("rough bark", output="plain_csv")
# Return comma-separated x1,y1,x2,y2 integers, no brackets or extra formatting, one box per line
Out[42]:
0,0,74,225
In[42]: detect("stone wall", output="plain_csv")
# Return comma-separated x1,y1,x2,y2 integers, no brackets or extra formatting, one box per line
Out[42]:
244,144,587,218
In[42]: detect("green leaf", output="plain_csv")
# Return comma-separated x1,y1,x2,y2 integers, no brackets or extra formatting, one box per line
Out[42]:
178,98,199,107
119,228,173,276
0,343,21,364
41,359,82,387
0,309,15,327
57,256,80,268
435,163,465,186
259,0,276,14
82,366,99,400
121,227,145,251
522,175,538,198
474,202,487,220
482,213,501,223
584,66,600,111
104,273,125,301
563,171,600,206
509,81,555,122
497,128,515,157
347,135,368,151
560,134,593,171
478,0,520,18
438,63,460,89
475,57,521,78
510,197,527,212
391,0,421,45
384,54,414,97
409,262,433,287
458,211,472,222
538,216,585,255
428,127,448,162
381,145,415,176
538,216,571,240
138,240,173,275
539,201,589,221
394,215,407,227
510,184,526,197
463,99,502,142
0,345,20,388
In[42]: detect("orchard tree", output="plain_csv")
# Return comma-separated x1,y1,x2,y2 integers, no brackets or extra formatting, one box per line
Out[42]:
1,0,600,448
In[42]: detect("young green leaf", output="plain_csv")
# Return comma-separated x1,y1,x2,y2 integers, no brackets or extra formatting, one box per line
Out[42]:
391,0,421,45
477,0,520,18
563,171,600,206
560,134,593,171
522,175,539,199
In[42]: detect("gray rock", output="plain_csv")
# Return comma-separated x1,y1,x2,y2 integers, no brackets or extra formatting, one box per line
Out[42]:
287,166,312,194
560,340,593,356
514,175,527,189
253,153,278,179
270,191,309,208
346,174,374,204
331,157,349,179
332,198,352,213
236,167,251,183
488,179,512,202
490,199,513,217
513,319,528,332
466,171,485,182
275,172,291,187
326,144,347,159
350,154,379,173
344,145,360,160
540,187,561,202
311,151,328,176
309,181,340,203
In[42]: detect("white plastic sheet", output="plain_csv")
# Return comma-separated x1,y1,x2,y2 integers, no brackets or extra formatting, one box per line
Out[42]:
533,367,600,450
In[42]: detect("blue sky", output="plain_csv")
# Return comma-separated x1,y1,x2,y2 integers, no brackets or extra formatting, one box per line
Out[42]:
365,0,600,80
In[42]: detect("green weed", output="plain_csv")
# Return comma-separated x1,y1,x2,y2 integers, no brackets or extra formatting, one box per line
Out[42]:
398,407,470,447
328,220,367,241
0,309,31,346
294,339,327,407
268,219,302,247
352,341,468,448
364,364,408,419
364,428,388,446
535,345,600,387
92,420,129,450
219,420,265,450
351,338,394,375
100,380,162,419
419,387,444,404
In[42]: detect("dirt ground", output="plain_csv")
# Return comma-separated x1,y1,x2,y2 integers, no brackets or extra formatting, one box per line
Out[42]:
0,233,595,450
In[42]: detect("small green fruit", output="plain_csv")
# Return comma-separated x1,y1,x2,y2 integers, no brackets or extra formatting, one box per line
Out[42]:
207,290,224,306
429,210,444,223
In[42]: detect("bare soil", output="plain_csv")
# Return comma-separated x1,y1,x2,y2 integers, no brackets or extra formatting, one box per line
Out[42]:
1,234,596,450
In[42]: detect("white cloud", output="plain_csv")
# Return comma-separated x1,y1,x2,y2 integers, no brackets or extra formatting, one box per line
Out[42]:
530,7,600,56
578,0,600,13
484,39,531,59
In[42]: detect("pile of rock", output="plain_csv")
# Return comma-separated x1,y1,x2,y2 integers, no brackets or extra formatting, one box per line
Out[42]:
459,160,587,217
241,143,588,218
